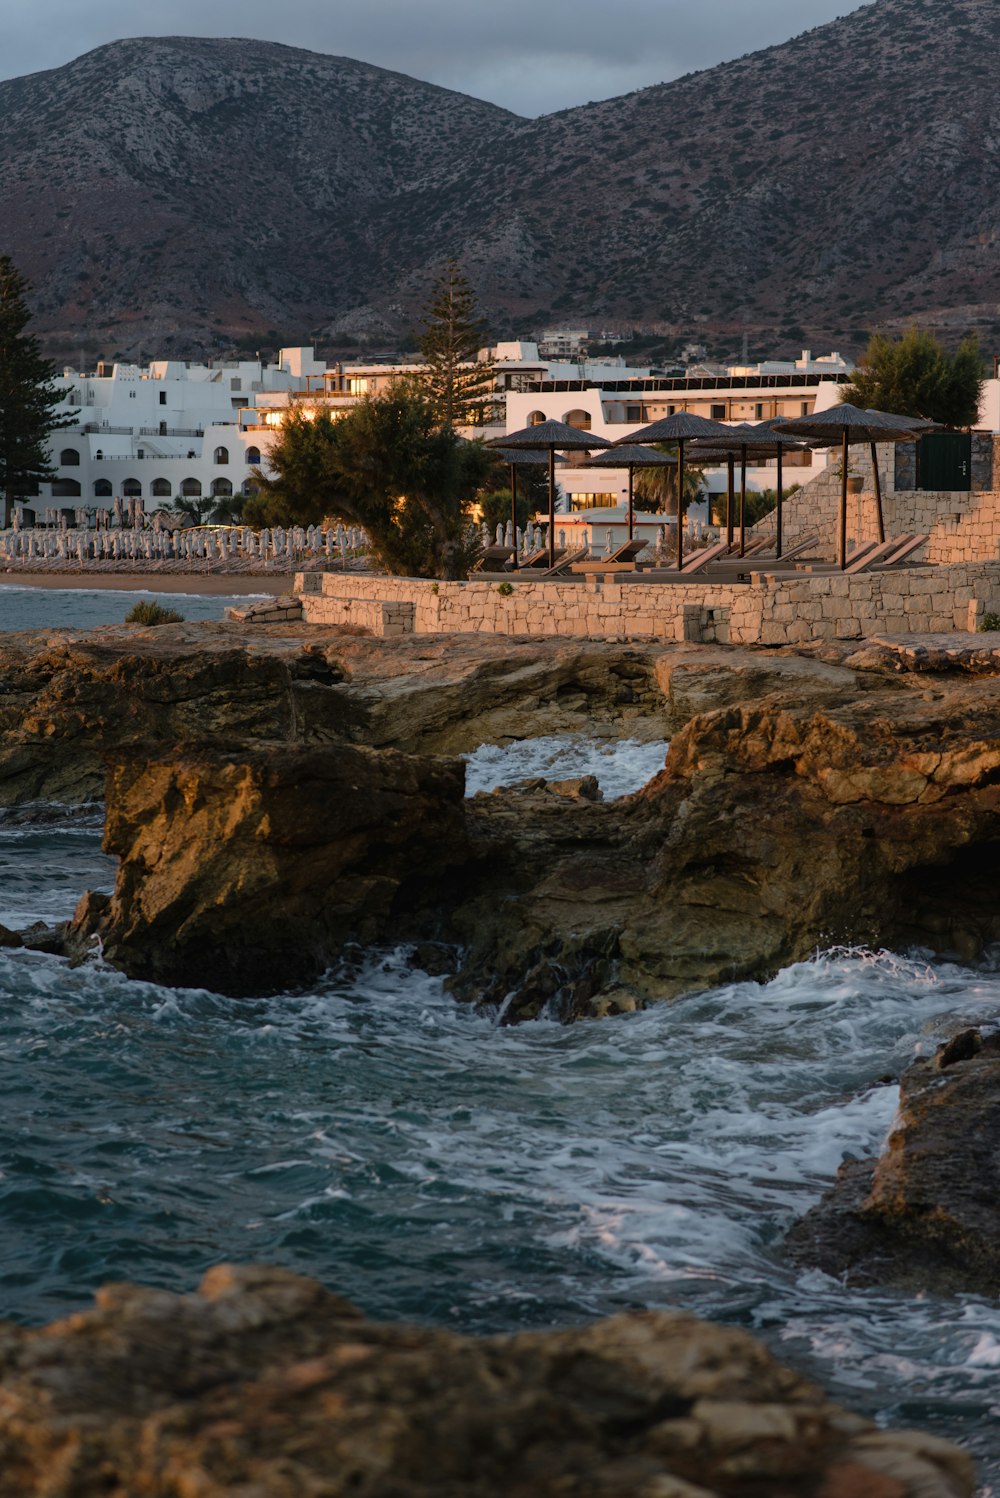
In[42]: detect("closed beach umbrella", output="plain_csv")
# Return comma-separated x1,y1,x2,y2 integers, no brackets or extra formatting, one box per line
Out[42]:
771,404,930,568
581,444,676,542
615,411,732,568
489,420,612,567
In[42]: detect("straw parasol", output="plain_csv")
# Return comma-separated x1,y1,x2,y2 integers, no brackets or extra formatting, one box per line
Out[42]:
580,443,677,542
492,447,566,565
488,420,612,566
693,423,809,557
771,403,933,567
614,411,733,568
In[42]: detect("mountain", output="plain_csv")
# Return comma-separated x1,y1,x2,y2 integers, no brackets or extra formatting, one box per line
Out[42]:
0,37,515,356
2,1,1000,359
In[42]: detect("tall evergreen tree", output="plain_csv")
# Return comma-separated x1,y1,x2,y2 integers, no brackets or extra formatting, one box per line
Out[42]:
0,256,70,527
418,261,497,428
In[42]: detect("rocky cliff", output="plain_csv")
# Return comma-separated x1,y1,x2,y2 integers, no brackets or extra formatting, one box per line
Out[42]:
4,0,1000,357
0,1262,971,1497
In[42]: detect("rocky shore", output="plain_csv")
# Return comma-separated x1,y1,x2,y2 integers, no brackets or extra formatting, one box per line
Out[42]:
27,621,1000,1014
4,617,1000,1487
0,1262,971,1498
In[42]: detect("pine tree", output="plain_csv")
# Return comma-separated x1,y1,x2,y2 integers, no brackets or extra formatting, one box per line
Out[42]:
418,261,496,428
0,256,70,527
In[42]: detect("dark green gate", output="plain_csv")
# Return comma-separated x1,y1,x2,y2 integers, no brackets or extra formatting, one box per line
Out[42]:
916,431,972,491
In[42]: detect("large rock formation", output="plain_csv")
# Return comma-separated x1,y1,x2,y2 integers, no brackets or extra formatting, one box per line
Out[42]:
786,1026,1000,1297
450,673,1000,1018
0,1262,972,1498
71,740,468,993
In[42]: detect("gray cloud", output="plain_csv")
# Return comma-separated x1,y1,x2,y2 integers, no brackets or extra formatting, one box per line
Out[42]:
1,0,869,115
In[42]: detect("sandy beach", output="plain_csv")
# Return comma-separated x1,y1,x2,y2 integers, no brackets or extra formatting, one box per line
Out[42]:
0,572,294,595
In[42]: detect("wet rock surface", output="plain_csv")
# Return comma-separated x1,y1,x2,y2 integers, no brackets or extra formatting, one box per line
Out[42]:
69,740,468,993
786,1026,1000,1297
0,1262,972,1498
25,622,1000,1013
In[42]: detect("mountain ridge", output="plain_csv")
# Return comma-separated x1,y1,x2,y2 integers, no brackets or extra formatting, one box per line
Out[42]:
2,1,999,360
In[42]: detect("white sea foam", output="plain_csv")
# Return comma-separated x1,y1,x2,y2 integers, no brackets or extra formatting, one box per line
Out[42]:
463,734,667,799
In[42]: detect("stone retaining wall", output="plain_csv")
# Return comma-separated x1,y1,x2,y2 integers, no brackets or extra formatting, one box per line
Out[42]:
753,443,1000,565
296,564,1000,647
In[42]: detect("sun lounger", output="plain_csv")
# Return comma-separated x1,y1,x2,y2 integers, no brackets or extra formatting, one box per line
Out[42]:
472,544,516,573
534,547,590,578
870,533,929,568
517,547,564,570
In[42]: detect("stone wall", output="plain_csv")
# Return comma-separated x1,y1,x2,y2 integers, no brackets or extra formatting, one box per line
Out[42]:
297,564,1000,647
752,442,1000,565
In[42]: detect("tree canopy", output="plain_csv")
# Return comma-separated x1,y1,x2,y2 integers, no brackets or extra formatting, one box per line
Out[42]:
0,255,70,526
841,327,985,428
246,382,494,579
633,446,705,517
418,261,496,428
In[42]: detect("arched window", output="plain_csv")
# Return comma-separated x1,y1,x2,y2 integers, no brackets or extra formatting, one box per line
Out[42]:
93,479,113,498
60,447,81,466
527,411,546,427
246,446,261,465
181,478,203,498
211,477,233,498
51,479,82,498
241,478,257,496
151,478,172,498
213,445,229,465
122,478,142,497
562,409,592,431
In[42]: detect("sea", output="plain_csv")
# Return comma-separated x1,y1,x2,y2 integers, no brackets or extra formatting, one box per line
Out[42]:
0,584,998,1489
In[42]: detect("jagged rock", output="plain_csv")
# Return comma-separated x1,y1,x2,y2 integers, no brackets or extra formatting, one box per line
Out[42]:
0,1262,972,1498
449,677,1000,1018
786,1027,1000,1297
69,741,469,993
0,624,357,804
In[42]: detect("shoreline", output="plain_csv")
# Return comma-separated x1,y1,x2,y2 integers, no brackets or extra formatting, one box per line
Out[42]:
0,571,294,596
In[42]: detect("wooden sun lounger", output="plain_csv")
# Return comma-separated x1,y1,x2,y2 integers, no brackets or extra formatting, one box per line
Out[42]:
472,543,516,573
534,547,590,578
871,533,929,568
518,547,564,569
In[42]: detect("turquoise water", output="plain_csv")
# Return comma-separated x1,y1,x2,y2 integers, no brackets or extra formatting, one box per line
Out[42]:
0,590,997,1488
0,585,261,631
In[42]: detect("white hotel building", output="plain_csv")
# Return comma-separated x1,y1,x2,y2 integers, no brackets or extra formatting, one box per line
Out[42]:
36,341,995,527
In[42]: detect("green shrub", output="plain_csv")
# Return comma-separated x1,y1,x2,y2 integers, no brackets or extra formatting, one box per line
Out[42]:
125,601,185,626
496,581,513,596
979,611,1000,633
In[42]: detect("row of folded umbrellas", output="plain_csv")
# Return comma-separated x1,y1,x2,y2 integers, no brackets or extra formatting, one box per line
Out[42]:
487,404,942,570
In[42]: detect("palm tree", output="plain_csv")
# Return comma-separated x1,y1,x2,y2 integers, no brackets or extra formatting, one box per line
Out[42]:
633,443,705,515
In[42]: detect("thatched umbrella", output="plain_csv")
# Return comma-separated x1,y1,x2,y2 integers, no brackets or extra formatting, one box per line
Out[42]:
492,447,566,565
489,420,612,566
771,404,930,567
580,443,677,542
694,423,809,557
614,411,732,568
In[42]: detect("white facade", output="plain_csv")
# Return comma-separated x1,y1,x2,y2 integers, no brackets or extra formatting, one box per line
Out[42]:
31,342,1000,525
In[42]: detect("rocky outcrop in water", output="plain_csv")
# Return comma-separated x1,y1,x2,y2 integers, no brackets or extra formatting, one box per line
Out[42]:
41,623,1000,1012
70,741,468,993
451,672,1000,1017
786,1026,1000,1297
0,624,665,805
0,1261,972,1498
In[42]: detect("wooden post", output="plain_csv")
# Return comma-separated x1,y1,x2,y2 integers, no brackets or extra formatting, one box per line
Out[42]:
839,430,849,569
870,440,885,544
776,445,784,559
726,455,735,548
627,464,634,541
547,447,556,568
510,463,519,568
738,445,747,557
676,438,685,570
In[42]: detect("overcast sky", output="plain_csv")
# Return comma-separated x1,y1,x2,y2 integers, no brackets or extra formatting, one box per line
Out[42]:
0,0,871,116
